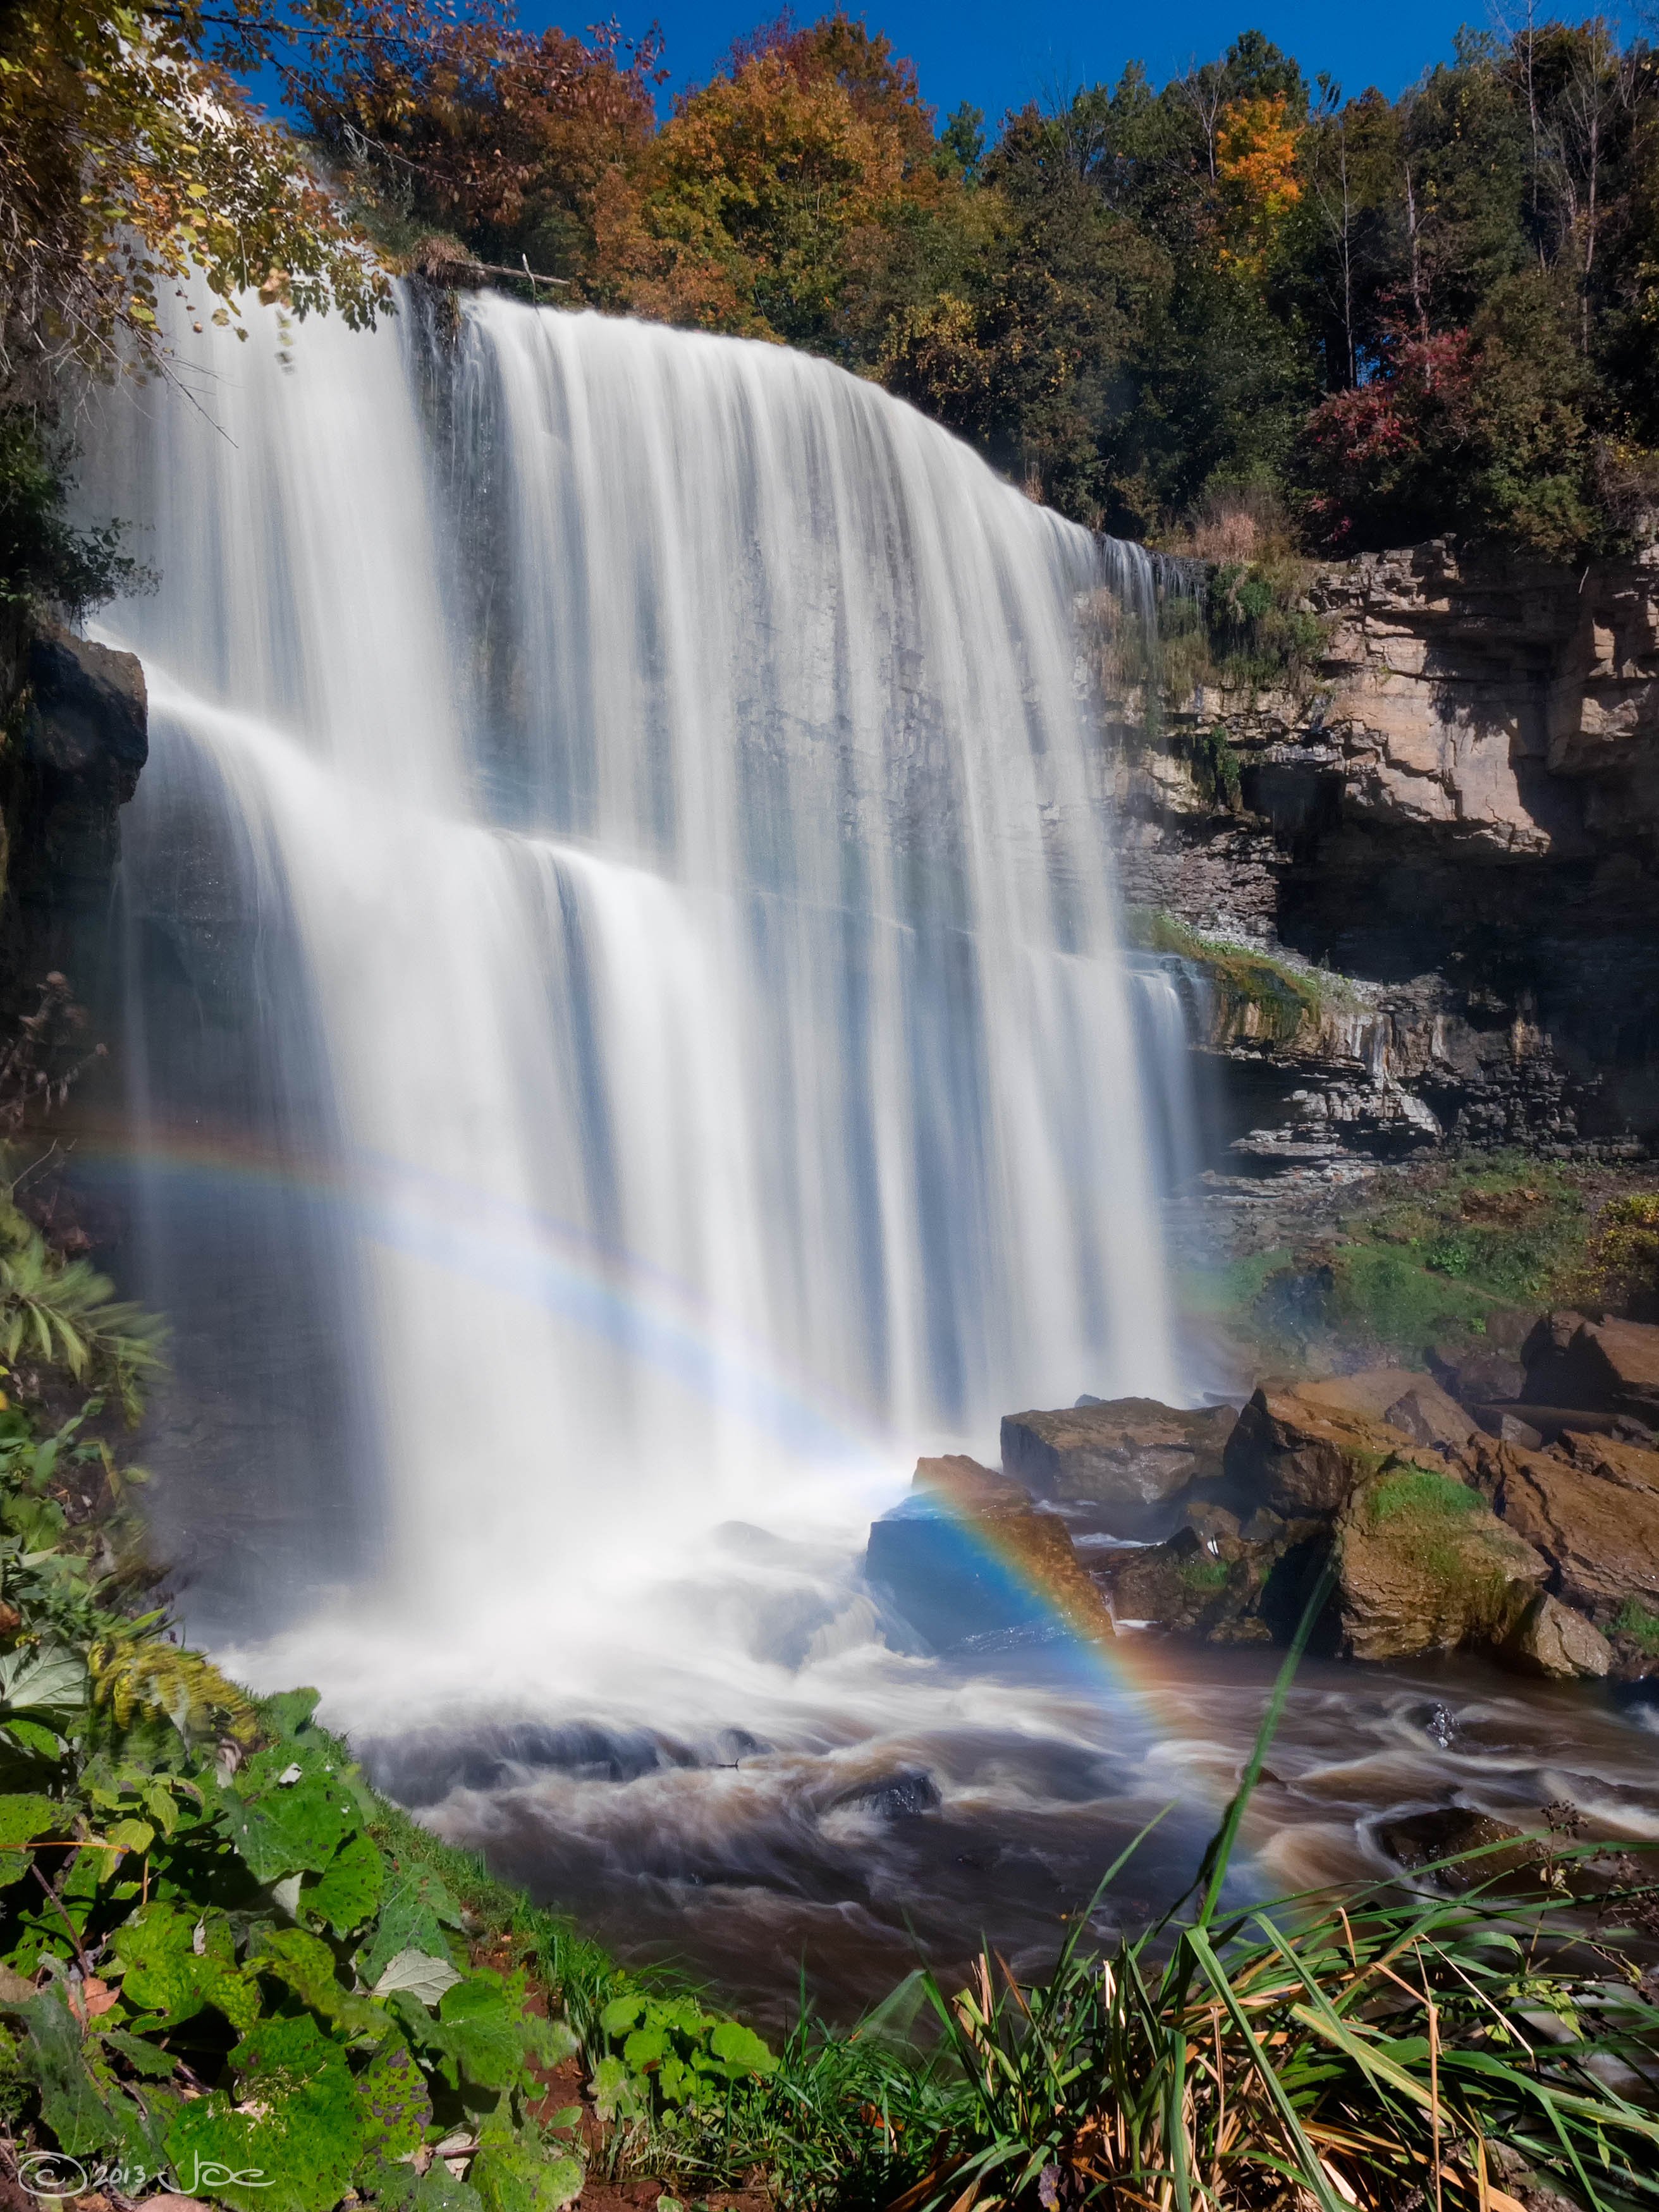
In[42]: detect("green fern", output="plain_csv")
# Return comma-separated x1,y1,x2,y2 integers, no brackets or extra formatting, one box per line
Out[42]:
0,1235,166,1415
89,1637,263,1750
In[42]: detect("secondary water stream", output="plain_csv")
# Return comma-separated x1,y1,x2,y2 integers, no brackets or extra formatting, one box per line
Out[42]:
80,295,1659,2022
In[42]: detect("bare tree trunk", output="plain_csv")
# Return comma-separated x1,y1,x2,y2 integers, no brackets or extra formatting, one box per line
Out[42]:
1404,161,1428,339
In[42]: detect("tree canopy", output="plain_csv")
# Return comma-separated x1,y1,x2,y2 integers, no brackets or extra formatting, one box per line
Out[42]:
324,6,1655,559
6,3,1659,563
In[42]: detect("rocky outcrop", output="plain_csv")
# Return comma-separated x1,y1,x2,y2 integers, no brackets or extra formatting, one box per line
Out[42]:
864,1455,1116,1652
1521,1311,1659,1424
1000,1397,1236,1536
1486,1439,1659,1623
1222,1369,1474,1518
0,613,148,1017
1498,1591,1614,1679
1332,1463,1548,1662
1115,539,1659,1161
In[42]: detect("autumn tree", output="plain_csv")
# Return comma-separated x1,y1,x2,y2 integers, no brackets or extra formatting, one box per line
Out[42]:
587,12,979,357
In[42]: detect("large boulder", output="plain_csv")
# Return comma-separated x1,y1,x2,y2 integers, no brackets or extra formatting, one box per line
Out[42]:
999,1398,1237,1536
1333,1463,1548,1662
866,1456,1115,1651
1224,1370,1474,1519
1521,1312,1659,1426
1488,1440,1659,1622
1497,1591,1614,1680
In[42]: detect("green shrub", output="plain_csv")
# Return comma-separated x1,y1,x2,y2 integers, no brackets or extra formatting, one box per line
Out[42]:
1613,1599,1659,1656
0,412,145,626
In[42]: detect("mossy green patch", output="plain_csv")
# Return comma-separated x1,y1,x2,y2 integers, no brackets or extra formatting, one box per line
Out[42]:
1178,1554,1232,1592
1368,1469,1482,1530
1613,1599,1659,1656
1123,909,1356,1042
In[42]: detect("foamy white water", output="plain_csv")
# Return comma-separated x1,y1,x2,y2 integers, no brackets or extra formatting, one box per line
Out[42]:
86,291,1176,1724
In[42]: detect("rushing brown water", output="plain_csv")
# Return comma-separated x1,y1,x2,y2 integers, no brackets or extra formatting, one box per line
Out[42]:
366,1635,1659,2029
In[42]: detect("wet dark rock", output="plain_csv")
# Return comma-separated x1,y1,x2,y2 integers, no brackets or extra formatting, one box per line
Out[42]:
829,1769,941,1820
865,1457,1116,1653
1101,1524,1324,1645
1379,1809,1546,1891
359,1721,687,1807
0,621,149,1010
1180,1498,1242,1543
999,1398,1237,1538
1417,1701,1458,1749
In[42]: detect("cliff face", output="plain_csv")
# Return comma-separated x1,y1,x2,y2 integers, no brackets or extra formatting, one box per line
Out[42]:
1117,540,1659,1166
0,608,148,1019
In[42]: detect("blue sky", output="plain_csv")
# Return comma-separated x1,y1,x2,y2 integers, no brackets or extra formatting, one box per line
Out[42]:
518,3,1596,126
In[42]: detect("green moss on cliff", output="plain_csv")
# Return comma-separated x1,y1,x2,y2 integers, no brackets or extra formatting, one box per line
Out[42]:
1123,907,1357,1044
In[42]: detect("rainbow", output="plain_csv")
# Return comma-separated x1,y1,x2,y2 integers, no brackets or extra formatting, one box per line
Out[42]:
68,1113,1262,1825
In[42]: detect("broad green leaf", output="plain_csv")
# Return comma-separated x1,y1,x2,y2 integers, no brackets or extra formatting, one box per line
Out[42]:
709,2018,775,2079
4,1718,66,1759
99,2026,180,2078
13,1984,121,2156
367,2160,485,2212
262,1687,322,1738
214,1742,357,1883
0,1792,63,1848
437,1970,525,2091
599,1991,644,2037
305,1828,383,1935
354,2036,431,2164
247,1924,347,2017
471,2136,585,2212
166,2013,369,2212
591,2052,640,2121
0,1646,87,1714
375,1946,462,2005
112,1902,260,2033
356,1868,461,1984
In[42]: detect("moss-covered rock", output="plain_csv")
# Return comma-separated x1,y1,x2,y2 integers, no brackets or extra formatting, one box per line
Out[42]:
1223,1369,1473,1519
1333,1463,1546,1662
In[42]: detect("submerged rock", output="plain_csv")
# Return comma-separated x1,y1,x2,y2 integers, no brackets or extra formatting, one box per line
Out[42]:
998,1398,1237,1537
828,1769,941,1819
865,1456,1115,1652
1380,1809,1546,1892
1332,1463,1547,1663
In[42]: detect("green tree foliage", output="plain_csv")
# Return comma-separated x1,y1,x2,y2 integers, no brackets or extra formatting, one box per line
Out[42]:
331,9,1659,557
0,0,391,397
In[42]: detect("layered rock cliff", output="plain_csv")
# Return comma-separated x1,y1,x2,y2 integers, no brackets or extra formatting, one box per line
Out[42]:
0,608,147,1020
1115,539,1659,1164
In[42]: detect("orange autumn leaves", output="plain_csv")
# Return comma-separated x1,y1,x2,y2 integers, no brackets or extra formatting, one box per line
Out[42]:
590,18,958,345
1216,92,1303,278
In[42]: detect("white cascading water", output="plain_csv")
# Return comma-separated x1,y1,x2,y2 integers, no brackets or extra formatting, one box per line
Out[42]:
85,290,1181,1751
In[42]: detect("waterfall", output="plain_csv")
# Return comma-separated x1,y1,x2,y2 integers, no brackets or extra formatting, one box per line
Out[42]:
84,294,1176,1726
